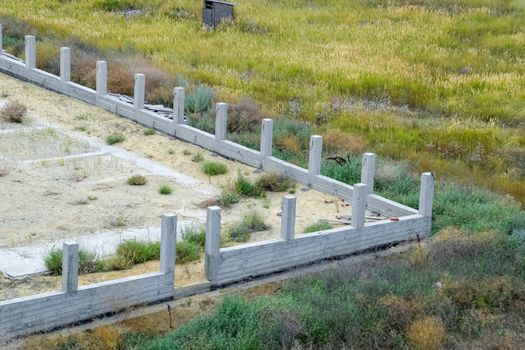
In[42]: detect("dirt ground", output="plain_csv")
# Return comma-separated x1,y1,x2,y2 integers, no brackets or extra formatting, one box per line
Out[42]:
0,72,350,297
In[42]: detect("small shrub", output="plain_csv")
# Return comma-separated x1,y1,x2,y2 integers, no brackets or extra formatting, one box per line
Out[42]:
406,316,445,350
227,211,269,242
191,153,203,162
176,241,201,264
106,133,125,145
322,129,368,155
303,221,333,233
126,174,147,186
1,101,27,123
181,225,206,248
185,86,214,115
227,98,264,133
159,184,172,195
115,240,160,266
235,172,264,197
203,161,228,176
217,191,240,207
256,173,295,192
44,247,103,275
143,128,155,136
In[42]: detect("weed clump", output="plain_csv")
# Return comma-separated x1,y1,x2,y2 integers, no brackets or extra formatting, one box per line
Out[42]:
406,316,445,350
106,133,125,145
217,191,240,207
1,100,27,123
226,211,269,242
303,221,333,233
143,128,155,136
176,241,201,264
191,152,203,162
256,173,295,192
235,172,264,197
158,184,172,195
126,174,147,186
181,225,206,248
115,240,160,266
203,161,227,176
44,247,103,275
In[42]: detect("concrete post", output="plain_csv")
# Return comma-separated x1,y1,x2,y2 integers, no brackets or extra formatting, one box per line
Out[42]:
260,118,273,157
160,213,177,275
24,35,36,70
308,135,323,176
361,152,376,194
96,61,107,96
133,73,145,109
59,47,70,82
173,87,185,124
205,206,221,283
280,195,296,241
0,24,3,56
61,242,78,293
215,103,228,141
352,183,367,229
418,172,435,217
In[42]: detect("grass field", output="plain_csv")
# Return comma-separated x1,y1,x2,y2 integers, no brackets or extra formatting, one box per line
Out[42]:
0,0,524,204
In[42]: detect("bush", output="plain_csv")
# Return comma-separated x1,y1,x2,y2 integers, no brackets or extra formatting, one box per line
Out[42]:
158,184,172,195
203,161,228,176
185,86,214,115
235,172,264,197
106,133,125,145
115,240,160,266
227,98,264,133
176,241,201,264
406,317,446,350
256,173,295,192
126,174,147,186
227,211,269,242
217,191,240,207
1,100,27,123
181,225,206,248
303,221,333,234
322,129,368,155
44,247,103,275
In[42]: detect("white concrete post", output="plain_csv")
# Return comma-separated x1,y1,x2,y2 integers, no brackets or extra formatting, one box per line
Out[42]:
96,61,107,96
173,87,185,124
361,152,376,194
260,118,273,157
24,35,36,70
0,24,3,56
205,206,221,283
59,47,70,82
160,213,177,275
352,183,367,229
418,172,435,217
280,195,296,241
215,103,228,141
308,135,323,176
61,242,78,293
133,73,145,109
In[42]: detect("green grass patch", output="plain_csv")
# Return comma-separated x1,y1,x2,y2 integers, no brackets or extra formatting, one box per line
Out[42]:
44,247,104,275
225,211,269,242
158,184,172,195
202,161,228,176
217,191,240,208
235,172,264,198
143,128,155,136
105,133,125,145
303,221,333,234
181,225,206,248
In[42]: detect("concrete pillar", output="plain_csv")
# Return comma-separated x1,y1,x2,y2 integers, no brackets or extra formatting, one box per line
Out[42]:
173,87,185,124
0,24,3,56
280,195,296,241
61,242,78,293
59,47,70,82
133,73,145,109
96,61,107,96
260,118,273,157
24,35,36,70
352,183,367,229
205,206,221,283
360,152,376,194
418,172,435,217
160,213,177,275
215,103,228,141
308,135,323,176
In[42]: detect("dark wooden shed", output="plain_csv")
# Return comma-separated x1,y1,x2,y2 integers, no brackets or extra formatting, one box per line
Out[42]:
202,0,235,28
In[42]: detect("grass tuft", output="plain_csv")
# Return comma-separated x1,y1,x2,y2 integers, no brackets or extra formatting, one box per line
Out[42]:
1,100,27,123
303,221,333,234
105,133,125,145
226,211,269,242
126,174,147,186
158,184,172,195
256,173,295,192
203,161,227,176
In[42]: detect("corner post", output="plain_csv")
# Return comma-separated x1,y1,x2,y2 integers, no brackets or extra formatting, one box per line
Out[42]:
308,135,323,176
280,195,296,241
215,103,228,141
160,213,177,275
60,47,71,82
352,183,367,229
133,73,145,109
96,60,107,96
361,152,376,194
205,206,221,283
260,118,273,158
61,242,79,293
418,172,435,218
25,35,36,70
173,87,185,124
